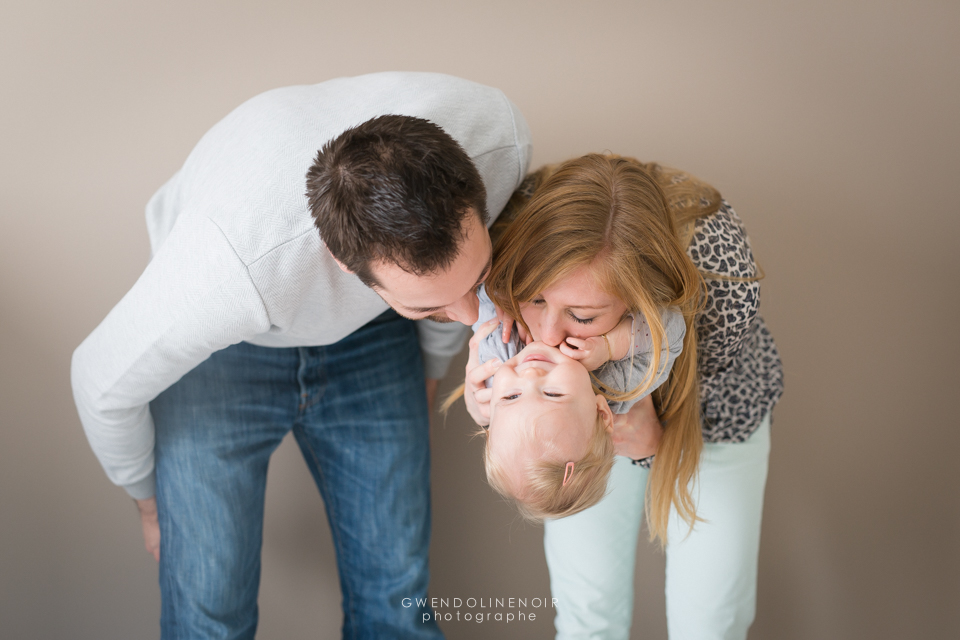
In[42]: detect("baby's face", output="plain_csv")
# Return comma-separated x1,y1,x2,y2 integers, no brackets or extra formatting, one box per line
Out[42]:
488,342,606,493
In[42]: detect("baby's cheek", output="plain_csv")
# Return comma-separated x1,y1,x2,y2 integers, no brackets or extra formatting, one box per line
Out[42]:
487,366,508,390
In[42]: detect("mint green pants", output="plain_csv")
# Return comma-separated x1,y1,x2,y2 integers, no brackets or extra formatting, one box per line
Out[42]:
544,415,771,640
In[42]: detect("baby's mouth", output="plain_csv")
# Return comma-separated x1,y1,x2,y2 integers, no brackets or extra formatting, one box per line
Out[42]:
521,353,551,364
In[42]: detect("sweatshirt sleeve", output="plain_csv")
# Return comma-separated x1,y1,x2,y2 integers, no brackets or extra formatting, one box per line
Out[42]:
70,216,271,499
597,307,686,414
415,319,472,379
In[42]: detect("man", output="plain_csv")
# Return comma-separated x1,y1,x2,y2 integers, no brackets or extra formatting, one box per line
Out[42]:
71,72,531,639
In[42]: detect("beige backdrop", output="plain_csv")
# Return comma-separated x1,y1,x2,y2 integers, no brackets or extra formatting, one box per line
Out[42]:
2,1,958,638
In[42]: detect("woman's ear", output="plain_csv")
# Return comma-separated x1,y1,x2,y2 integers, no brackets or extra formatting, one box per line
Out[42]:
595,394,615,432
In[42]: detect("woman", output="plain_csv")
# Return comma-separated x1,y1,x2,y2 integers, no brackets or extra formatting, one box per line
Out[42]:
463,154,784,639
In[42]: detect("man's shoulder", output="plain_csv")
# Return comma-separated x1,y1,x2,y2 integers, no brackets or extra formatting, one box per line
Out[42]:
163,73,528,262
180,72,524,195
222,72,515,135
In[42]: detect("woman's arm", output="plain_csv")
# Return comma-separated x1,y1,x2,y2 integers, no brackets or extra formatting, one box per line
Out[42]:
689,203,762,378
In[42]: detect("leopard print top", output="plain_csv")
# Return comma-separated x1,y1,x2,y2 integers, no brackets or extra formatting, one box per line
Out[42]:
493,174,784,444
690,202,783,442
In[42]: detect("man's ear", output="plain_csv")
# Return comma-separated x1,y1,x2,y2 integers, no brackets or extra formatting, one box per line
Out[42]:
331,255,353,274
596,394,615,432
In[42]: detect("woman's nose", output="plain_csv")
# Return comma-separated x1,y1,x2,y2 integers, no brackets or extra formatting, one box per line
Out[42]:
539,318,566,347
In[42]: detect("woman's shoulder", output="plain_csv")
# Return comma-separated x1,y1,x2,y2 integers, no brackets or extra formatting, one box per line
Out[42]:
687,201,759,280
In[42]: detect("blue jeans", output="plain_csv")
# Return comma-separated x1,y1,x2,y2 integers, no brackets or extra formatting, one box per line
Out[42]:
151,310,442,640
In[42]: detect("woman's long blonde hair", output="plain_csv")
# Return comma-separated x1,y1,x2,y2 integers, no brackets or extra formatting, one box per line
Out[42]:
485,153,721,545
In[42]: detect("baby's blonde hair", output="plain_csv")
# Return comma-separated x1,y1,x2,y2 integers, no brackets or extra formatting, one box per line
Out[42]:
479,410,615,520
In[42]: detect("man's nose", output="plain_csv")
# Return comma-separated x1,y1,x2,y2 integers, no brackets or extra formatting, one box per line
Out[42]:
446,291,480,325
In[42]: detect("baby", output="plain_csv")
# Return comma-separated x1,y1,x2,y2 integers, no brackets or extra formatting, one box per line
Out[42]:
472,285,686,519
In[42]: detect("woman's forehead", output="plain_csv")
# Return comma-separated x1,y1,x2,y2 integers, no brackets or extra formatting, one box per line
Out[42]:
542,266,619,306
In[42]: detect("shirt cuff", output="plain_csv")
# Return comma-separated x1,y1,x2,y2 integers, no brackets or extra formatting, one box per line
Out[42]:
422,352,456,380
123,473,156,500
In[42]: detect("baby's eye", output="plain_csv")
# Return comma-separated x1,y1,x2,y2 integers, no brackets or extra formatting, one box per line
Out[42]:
543,392,565,398
501,393,520,401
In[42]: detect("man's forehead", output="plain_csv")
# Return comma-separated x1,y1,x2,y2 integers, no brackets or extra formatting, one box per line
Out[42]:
377,252,489,300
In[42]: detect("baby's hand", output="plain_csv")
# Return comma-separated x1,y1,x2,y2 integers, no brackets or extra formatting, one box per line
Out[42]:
559,315,633,370
559,335,611,371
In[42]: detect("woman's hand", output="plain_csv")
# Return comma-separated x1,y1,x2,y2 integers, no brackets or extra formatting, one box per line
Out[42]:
464,318,501,426
611,395,663,459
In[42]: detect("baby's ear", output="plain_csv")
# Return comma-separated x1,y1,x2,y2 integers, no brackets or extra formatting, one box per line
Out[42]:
595,395,614,432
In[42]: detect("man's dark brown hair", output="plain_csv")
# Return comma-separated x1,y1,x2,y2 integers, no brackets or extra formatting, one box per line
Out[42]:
306,115,488,288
